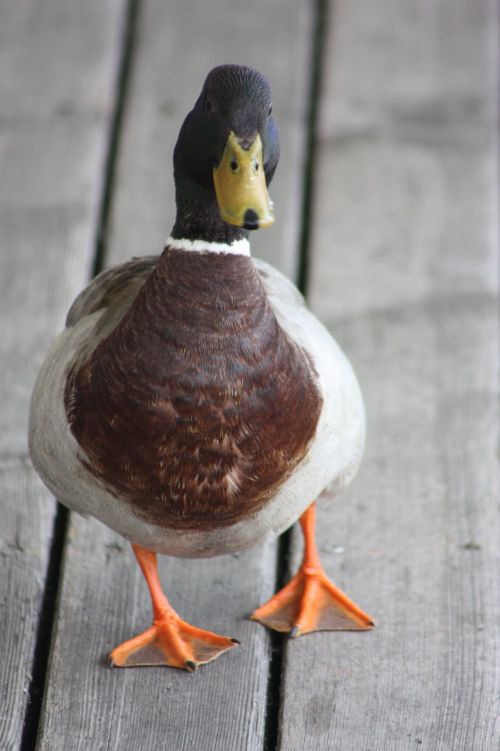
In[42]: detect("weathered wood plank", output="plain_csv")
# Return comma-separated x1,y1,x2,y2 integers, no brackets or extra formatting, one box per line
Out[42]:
37,0,313,749
0,460,54,751
279,0,500,749
0,1,128,747
0,0,127,457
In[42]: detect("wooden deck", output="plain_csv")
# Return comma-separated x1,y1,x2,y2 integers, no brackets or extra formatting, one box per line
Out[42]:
1,0,499,748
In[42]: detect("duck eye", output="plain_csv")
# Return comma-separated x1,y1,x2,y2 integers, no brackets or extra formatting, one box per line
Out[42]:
268,105,272,117
204,95,213,113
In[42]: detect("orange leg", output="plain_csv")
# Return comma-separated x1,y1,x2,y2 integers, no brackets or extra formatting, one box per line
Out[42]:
250,503,374,636
109,545,238,671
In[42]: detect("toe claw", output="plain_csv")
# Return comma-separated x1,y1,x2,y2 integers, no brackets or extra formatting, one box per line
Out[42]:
185,659,198,672
289,626,300,639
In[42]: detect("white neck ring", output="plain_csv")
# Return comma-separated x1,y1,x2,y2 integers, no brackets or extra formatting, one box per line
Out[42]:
166,236,251,256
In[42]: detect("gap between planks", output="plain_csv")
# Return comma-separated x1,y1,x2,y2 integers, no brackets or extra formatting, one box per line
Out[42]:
264,1,330,748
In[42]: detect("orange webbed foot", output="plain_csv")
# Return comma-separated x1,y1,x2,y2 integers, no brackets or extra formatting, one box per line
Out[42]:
250,564,374,636
251,501,374,637
109,612,238,672
110,544,238,672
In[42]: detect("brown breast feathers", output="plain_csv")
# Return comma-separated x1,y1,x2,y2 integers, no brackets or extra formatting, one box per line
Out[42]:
65,248,323,531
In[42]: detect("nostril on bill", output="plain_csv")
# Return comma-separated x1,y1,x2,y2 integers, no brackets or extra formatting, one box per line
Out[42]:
243,208,259,230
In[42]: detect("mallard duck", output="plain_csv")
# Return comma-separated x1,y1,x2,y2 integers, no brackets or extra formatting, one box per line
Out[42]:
29,64,373,672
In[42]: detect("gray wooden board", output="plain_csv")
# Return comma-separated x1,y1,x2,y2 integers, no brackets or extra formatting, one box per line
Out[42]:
0,460,54,751
0,0,126,457
0,1,127,747
36,0,313,749
279,0,500,749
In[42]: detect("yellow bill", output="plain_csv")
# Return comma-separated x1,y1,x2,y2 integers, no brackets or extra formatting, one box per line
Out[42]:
213,131,274,230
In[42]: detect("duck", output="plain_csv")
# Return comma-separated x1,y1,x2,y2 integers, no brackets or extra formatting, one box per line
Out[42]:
29,64,373,672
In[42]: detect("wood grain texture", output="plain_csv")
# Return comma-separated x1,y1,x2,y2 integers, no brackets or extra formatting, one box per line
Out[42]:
36,0,313,749
0,460,54,751
0,0,126,457
279,0,500,749
0,1,127,748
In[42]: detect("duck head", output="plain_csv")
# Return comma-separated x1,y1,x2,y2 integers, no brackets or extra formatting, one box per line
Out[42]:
171,65,280,244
